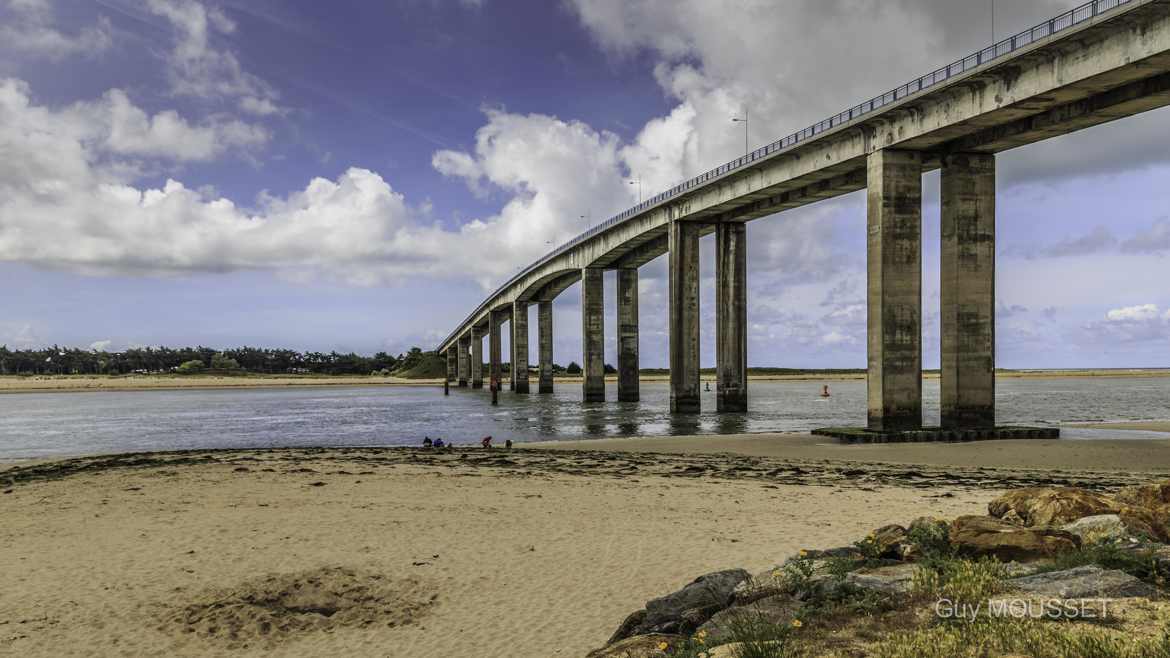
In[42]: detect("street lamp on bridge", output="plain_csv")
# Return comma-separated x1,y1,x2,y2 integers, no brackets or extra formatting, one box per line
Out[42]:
731,107,749,157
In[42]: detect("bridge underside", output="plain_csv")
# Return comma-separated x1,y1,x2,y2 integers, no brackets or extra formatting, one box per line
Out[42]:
441,0,1170,424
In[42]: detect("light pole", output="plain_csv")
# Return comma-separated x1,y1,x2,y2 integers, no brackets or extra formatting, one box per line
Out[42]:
731,107,749,157
628,179,641,203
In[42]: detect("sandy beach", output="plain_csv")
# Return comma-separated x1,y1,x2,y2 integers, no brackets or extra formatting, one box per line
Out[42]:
3,368,1167,393
3,438,1169,657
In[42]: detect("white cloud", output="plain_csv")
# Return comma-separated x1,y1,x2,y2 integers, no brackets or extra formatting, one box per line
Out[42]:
1106,304,1160,322
0,0,112,60
145,0,281,113
89,339,113,352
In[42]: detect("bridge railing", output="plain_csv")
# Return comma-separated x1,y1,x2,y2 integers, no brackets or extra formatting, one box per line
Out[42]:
439,0,1133,350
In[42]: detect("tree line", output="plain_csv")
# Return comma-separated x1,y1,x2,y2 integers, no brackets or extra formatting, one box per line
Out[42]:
0,345,441,376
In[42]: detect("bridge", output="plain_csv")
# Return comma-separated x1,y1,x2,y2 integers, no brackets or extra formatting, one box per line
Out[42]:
436,0,1170,432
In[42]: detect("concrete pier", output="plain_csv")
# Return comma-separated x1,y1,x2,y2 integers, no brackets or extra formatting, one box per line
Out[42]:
446,348,456,383
716,222,748,412
866,149,922,431
456,335,469,388
512,301,529,394
538,301,554,394
470,326,483,389
617,268,639,402
489,310,503,392
941,153,996,429
581,267,605,402
669,220,701,413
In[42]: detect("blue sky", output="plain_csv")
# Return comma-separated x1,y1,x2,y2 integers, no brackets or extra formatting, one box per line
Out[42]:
2,0,1169,368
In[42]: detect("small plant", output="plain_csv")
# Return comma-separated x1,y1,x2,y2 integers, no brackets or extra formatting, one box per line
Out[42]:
911,556,1005,608
1044,543,1163,585
905,519,953,562
872,619,1170,658
673,609,801,658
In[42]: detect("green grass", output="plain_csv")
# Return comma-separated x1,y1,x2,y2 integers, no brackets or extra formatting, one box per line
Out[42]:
871,619,1170,658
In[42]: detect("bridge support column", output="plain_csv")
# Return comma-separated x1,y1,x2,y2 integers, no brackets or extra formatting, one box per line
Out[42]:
617,268,640,403
489,310,503,393
446,347,456,383
867,149,923,431
457,335,469,387
716,222,748,412
669,220,701,413
538,301,554,394
470,326,483,389
512,301,529,394
581,267,605,402
941,153,996,429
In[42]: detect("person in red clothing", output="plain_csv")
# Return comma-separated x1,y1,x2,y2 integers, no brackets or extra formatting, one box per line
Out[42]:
481,435,492,449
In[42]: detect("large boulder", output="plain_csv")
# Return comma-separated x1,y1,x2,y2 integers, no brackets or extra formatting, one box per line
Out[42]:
950,515,1080,561
988,487,1118,527
1006,565,1159,599
1115,481,1170,509
586,634,683,658
609,569,750,643
695,595,801,647
844,563,919,595
1060,514,1129,545
867,524,910,559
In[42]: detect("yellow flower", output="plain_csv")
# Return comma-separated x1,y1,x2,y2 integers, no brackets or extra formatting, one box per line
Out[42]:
791,619,803,628
799,549,808,558
657,641,670,651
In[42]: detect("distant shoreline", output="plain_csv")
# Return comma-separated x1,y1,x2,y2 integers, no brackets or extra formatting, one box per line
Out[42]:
1,367,1168,393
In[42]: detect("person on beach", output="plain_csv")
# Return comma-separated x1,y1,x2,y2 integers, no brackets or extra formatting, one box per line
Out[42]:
481,435,492,449
434,438,445,448
422,436,433,448
505,439,513,450
820,385,831,398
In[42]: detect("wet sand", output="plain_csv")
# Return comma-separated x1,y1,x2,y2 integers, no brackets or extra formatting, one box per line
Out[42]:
3,443,1168,657
1073,420,1170,433
531,432,1170,473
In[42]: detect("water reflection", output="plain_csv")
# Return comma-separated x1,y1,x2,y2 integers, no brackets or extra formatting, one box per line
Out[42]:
0,377,1168,460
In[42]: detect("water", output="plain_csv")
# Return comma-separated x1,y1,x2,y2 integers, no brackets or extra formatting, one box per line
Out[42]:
1,377,1168,460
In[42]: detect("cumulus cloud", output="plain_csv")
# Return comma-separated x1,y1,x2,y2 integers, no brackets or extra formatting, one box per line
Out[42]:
1082,303,1170,344
0,0,112,60
1122,218,1170,254
0,78,457,282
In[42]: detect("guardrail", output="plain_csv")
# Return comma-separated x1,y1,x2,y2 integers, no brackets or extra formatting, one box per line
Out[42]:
438,0,1132,350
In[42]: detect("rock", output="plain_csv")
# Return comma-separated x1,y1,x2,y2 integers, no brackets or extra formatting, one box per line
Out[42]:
695,595,801,647
1115,481,1170,509
801,546,863,560
844,563,919,595
1061,514,1129,545
950,515,1080,561
732,567,788,606
866,524,909,559
586,634,683,658
606,610,647,646
988,487,1118,528
1007,565,1159,599
1119,506,1170,542
1001,561,1048,578
1000,509,1026,526
612,569,750,641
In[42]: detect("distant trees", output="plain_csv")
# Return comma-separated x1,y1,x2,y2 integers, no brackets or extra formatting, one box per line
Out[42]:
176,360,205,374
603,363,617,374
565,361,582,375
0,344,435,377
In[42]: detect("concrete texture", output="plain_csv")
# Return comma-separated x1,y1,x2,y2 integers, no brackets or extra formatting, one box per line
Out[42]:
581,268,605,403
470,326,483,389
446,348,456,383
716,222,748,412
941,153,996,429
669,220,701,413
512,301,529,394
867,149,922,431
617,268,640,403
456,336,469,388
489,310,503,392
538,301,554,394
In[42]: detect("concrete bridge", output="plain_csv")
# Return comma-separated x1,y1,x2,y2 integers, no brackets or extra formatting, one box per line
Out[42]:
437,0,1170,431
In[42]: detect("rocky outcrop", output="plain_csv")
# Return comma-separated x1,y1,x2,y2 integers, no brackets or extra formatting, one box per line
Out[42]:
1060,514,1128,545
607,569,750,643
1006,565,1160,599
695,595,800,647
844,563,919,595
950,515,1080,561
988,487,1118,527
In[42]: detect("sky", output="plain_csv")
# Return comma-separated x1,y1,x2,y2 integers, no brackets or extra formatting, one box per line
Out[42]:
1,0,1169,369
